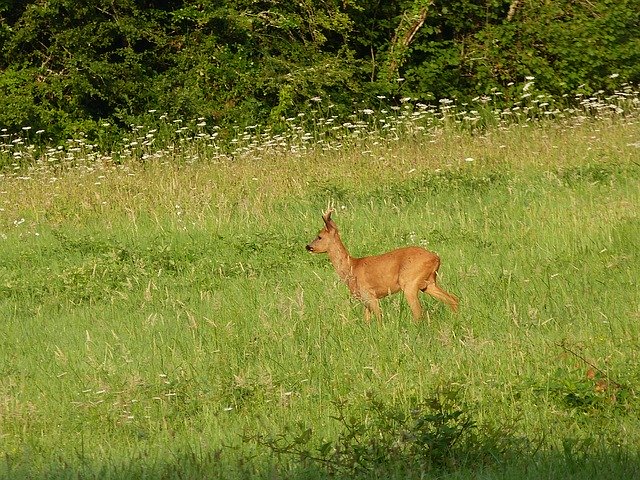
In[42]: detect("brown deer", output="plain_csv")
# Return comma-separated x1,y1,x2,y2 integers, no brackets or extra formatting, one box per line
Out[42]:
306,209,459,321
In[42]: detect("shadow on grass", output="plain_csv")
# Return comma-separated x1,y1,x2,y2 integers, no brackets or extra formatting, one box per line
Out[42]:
241,390,640,480
2,443,639,480
3,389,639,480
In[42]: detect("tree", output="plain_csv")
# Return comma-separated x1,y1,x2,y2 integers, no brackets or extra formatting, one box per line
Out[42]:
1,0,637,146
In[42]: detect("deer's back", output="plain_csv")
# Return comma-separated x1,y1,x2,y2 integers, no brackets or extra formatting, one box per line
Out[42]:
358,246,437,264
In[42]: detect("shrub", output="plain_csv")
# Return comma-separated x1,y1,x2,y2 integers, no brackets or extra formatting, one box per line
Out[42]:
246,389,527,477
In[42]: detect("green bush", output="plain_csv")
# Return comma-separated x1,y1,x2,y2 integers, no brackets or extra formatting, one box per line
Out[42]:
247,390,526,477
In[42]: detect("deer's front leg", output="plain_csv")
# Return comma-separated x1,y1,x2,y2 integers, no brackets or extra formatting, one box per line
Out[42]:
362,295,382,322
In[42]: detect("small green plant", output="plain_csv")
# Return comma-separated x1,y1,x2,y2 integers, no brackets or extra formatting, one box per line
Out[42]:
246,389,525,477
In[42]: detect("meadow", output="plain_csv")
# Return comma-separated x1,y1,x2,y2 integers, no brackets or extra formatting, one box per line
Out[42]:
1,89,640,479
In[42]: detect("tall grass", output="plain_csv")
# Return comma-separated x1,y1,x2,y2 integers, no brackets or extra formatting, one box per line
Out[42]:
1,83,639,479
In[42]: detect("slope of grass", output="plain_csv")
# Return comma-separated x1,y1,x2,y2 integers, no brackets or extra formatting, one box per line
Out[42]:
1,112,639,479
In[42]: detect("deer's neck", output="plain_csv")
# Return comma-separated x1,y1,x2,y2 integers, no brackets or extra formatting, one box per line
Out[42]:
327,234,356,287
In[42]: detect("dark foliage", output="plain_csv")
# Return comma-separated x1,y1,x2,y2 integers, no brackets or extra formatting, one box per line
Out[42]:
1,0,638,145
245,389,529,477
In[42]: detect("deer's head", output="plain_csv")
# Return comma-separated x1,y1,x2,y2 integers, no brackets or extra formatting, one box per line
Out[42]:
306,209,338,253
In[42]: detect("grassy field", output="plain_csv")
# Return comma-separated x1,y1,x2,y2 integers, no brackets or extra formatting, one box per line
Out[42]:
1,100,640,479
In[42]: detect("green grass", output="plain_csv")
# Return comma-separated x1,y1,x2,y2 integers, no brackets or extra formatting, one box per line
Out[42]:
1,112,639,479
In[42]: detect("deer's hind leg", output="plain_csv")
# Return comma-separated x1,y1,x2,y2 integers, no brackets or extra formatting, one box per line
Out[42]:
403,263,438,320
402,272,432,320
422,270,459,312
403,286,423,320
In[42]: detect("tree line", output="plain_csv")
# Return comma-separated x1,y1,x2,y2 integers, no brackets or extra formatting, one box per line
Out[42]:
1,0,638,144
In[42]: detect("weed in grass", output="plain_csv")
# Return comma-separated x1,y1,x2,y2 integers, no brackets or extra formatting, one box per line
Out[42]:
543,341,638,417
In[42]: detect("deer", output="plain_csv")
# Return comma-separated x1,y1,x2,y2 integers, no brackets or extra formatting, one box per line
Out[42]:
306,209,459,321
